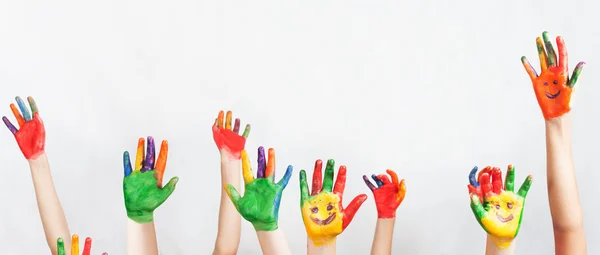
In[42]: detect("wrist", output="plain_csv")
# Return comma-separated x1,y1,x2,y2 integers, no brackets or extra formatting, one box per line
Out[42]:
377,210,396,219
253,221,278,231
127,210,154,224
220,149,241,161
545,113,570,128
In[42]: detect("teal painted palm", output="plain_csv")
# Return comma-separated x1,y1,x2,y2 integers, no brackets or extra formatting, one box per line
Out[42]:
123,137,178,223
224,147,292,231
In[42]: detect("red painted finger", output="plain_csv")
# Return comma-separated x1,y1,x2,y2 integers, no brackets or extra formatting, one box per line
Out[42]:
491,167,503,194
468,184,484,204
342,194,368,231
82,237,92,255
557,36,568,72
479,173,492,198
333,165,347,197
478,166,492,180
377,174,391,185
311,159,323,196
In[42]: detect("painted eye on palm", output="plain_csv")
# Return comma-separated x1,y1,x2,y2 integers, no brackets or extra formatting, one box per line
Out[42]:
308,201,338,226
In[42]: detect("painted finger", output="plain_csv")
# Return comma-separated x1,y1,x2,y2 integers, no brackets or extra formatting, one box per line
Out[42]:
82,237,92,255
242,124,251,139
224,184,242,209
141,136,156,172
517,175,533,198
57,238,66,255
217,111,224,128
479,173,492,199
371,174,383,187
233,118,241,134
341,194,368,231
311,159,323,195
478,166,492,180
160,176,179,203
521,56,538,81
363,175,376,191
71,234,79,255
470,194,486,220
225,111,233,130
467,185,483,203
468,184,478,195
257,146,266,178
505,165,515,192
2,116,17,134
155,140,168,187
387,169,399,184
322,159,335,192
265,148,275,181
10,103,24,128
123,151,133,177
398,179,406,202
241,150,254,184
568,61,585,88
468,166,479,187
333,165,347,197
536,37,548,71
15,96,31,121
277,165,293,188
556,36,568,71
27,96,39,115
300,170,309,201
491,167,503,194
135,138,145,171
543,31,557,67
377,174,392,185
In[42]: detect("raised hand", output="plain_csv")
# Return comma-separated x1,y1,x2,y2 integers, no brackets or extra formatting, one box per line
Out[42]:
468,165,533,249
123,137,179,223
212,110,251,159
363,169,406,218
57,235,107,255
521,31,585,120
224,147,292,231
2,96,45,159
300,159,368,246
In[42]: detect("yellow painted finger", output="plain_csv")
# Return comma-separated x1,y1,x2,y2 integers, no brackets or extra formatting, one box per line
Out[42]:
536,37,548,71
135,138,145,171
225,111,232,130
241,150,254,184
71,234,79,255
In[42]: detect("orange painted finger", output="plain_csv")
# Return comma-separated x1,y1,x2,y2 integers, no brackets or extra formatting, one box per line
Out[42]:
71,235,79,255
387,169,399,184
217,111,225,128
398,179,406,202
536,37,548,71
557,36,568,72
265,148,275,181
10,103,24,128
135,138,145,171
225,111,233,130
155,140,169,187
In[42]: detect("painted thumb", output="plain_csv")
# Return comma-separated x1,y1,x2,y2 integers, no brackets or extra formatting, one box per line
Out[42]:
161,177,179,201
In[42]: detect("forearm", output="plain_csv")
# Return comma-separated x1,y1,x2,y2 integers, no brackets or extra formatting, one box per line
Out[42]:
307,238,336,255
127,219,158,255
545,114,586,253
370,218,395,255
255,230,291,255
213,155,242,255
29,153,71,255
485,235,515,255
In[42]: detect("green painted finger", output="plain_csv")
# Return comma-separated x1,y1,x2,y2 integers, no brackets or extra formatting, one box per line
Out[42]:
322,159,335,192
224,184,242,209
160,177,179,203
299,170,309,202
505,165,515,192
27,96,39,115
470,194,486,220
543,31,557,67
568,61,586,88
57,238,66,255
517,175,533,198
242,124,251,139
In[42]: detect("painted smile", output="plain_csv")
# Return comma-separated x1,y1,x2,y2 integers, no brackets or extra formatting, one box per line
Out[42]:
545,90,561,99
496,212,514,223
311,213,336,225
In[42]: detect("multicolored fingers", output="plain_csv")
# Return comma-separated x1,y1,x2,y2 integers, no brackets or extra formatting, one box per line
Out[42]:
141,136,156,172
311,160,323,196
371,174,383,187
341,193,368,231
568,62,586,88
241,150,254,184
322,159,335,192
543,31,557,67
332,165,347,197
57,238,66,255
505,165,515,192
517,175,533,198
72,234,79,255
16,96,31,121
3,96,39,134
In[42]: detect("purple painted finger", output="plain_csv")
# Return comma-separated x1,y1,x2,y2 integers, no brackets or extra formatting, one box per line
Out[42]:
233,118,241,134
2,116,17,134
257,146,266,178
363,175,376,191
141,136,156,172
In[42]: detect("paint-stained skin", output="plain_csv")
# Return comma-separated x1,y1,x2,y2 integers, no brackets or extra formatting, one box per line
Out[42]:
2,96,45,159
521,31,586,120
468,165,533,250
212,110,251,159
363,169,406,219
123,137,179,223
224,147,292,231
300,159,368,246
57,235,106,255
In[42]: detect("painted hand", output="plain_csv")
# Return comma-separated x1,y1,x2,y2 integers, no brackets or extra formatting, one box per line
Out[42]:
2,96,45,160
123,137,179,223
467,165,533,249
363,169,406,219
224,147,292,231
57,235,107,255
300,159,368,246
212,110,250,159
521,31,585,120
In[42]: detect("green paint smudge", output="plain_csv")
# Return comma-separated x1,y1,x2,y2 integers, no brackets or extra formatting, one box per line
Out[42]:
123,170,178,223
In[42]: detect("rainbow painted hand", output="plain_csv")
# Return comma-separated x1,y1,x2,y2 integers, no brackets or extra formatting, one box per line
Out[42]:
123,137,179,223
467,165,533,249
300,159,368,246
2,96,45,160
363,169,406,219
57,235,107,255
212,110,251,159
224,147,292,231
521,31,585,120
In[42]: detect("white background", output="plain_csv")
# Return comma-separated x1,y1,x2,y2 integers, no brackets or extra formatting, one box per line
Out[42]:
0,0,599,254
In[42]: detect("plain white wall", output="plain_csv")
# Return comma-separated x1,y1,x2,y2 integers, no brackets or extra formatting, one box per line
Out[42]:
0,0,599,254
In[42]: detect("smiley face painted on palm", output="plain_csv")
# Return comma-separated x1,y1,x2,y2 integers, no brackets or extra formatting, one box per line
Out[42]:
302,192,343,231
480,191,524,236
